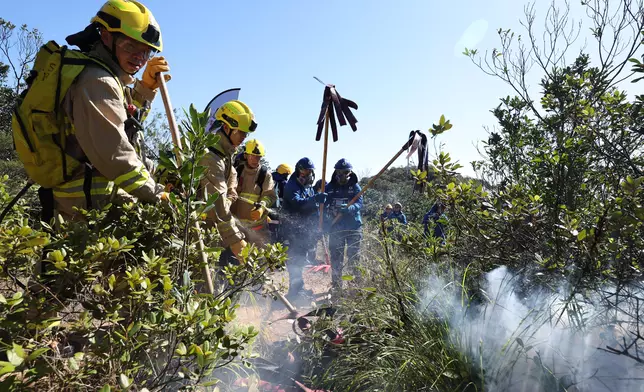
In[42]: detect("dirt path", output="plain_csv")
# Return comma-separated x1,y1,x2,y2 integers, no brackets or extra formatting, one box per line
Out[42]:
233,242,332,346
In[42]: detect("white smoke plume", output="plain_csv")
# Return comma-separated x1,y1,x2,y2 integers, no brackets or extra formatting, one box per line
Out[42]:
422,266,644,392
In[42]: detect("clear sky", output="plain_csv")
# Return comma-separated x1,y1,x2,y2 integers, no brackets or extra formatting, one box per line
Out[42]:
3,0,642,178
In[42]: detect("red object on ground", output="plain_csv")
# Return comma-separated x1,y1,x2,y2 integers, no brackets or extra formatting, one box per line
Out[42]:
294,380,332,392
306,264,331,273
330,328,345,345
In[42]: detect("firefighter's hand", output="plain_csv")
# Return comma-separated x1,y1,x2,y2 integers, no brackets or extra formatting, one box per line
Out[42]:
142,56,171,90
230,239,247,258
250,202,266,221
160,191,171,203
314,192,327,203
159,192,176,216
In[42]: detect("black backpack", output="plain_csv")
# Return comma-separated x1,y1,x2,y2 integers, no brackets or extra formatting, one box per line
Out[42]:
235,163,268,192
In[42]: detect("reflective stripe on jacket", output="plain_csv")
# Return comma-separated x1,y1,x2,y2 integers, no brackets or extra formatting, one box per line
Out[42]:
232,163,276,228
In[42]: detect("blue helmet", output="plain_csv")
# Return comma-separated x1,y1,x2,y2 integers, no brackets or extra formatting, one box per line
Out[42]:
296,157,315,171
295,157,315,186
334,158,353,170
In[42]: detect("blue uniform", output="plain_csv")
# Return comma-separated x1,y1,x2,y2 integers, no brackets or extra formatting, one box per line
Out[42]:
324,172,363,288
282,174,319,296
271,171,289,205
390,211,407,225
423,204,447,241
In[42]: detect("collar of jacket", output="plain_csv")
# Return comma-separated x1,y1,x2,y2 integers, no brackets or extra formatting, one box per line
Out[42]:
329,171,358,187
89,43,136,87
287,174,309,191
272,172,287,182
214,130,236,156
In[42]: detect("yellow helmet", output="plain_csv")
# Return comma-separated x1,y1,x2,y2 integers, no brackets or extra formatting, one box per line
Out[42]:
92,0,163,52
244,139,265,157
276,163,293,175
215,100,257,133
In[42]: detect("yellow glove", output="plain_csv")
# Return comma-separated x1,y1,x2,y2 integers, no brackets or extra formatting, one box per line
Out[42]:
141,56,171,90
230,239,247,258
250,203,266,221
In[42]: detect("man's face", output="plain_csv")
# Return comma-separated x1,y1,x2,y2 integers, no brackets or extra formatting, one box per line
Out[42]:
246,154,261,169
229,128,248,147
394,206,401,213
102,31,155,74
385,207,392,214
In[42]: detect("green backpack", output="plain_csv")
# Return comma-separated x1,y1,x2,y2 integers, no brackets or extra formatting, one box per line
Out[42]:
11,40,121,189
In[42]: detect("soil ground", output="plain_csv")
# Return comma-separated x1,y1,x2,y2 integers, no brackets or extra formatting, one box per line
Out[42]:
232,241,333,347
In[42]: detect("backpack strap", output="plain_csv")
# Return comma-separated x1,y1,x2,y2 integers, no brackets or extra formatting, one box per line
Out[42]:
256,166,268,189
208,145,231,180
235,163,244,186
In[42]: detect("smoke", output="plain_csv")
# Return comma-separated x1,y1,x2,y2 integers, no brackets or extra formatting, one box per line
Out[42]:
421,266,644,392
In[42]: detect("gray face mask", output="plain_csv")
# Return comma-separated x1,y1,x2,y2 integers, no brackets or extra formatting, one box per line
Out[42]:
297,173,313,186
336,170,351,185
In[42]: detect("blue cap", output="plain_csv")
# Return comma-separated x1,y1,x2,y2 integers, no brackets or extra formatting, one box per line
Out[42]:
296,157,315,170
334,158,353,170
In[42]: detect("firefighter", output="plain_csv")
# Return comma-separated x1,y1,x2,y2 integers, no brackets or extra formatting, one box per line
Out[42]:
231,139,276,246
38,0,172,222
324,159,363,291
281,157,327,299
199,100,257,263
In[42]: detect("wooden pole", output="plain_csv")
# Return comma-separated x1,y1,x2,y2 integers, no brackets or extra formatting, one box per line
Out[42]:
158,73,215,295
318,110,330,230
330,144,408,227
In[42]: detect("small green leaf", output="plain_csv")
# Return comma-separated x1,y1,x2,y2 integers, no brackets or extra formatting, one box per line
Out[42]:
341,275,354,281
0,363,15,376
127,322,142,338
12,344,26,360
6,350,23,367
577,229,587,241
118,373,131,389
68,357,79,371
176,342,187,356
26,348,49,361
99,386,111,392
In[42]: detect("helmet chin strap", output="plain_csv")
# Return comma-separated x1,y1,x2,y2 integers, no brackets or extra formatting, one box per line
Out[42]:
222,127,235,144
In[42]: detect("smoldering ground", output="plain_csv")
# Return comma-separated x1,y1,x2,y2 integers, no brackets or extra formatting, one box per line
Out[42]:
422,265,644,392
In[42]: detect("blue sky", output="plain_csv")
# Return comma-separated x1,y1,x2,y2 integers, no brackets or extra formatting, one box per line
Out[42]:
4,0,643,178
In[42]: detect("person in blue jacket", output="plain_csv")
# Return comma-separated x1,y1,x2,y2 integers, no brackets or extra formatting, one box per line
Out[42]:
391,202,408,225
324,159,363,291
423,201,447,242
282,157,327,299
271,163,293,205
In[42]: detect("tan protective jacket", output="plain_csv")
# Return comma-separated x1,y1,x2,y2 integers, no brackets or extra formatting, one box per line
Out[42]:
198,131,244,247
54,43,163,220
231,163,276,228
